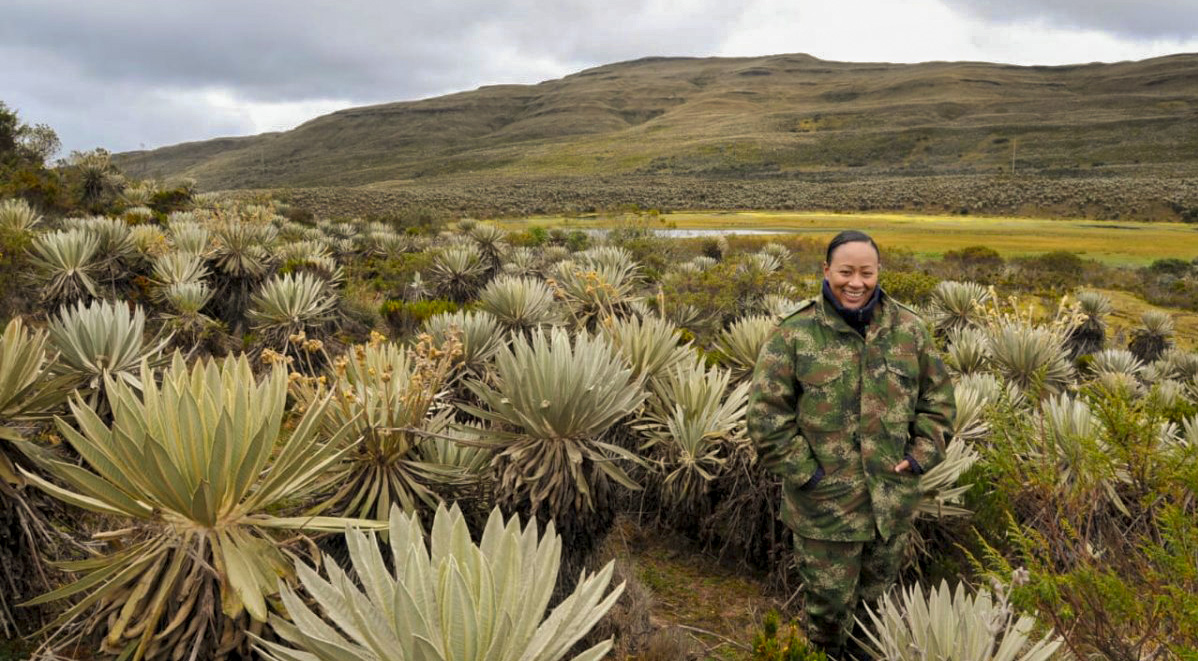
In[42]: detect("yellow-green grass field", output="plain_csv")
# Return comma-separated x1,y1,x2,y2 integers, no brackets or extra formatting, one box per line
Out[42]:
497,211,1198,266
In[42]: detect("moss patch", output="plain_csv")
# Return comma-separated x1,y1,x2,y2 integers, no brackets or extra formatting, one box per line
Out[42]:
609,517,785,660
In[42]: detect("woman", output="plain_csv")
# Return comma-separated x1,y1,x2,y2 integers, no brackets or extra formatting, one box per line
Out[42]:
747,230,955,656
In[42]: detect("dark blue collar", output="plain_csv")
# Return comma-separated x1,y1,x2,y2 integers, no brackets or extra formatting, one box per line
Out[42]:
822,279,882,336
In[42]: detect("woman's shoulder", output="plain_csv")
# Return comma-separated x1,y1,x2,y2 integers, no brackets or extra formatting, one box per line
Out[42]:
885,296,923,322
884,296,933,342
776,298,820,329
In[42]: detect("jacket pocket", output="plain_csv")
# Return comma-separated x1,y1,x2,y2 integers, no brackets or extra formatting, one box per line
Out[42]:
883,353,920,426
797,361,847,431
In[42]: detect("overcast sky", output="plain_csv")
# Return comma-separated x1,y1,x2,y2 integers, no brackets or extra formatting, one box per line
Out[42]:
3,0,1195,157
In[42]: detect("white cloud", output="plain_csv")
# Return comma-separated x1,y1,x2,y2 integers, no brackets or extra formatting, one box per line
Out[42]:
719,0,978,64
178,89,354,136
719,0,1198,65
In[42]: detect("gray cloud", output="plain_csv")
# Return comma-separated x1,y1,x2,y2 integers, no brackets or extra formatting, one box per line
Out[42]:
2,0,1194,155
0,0,741,153
942,0,1198,42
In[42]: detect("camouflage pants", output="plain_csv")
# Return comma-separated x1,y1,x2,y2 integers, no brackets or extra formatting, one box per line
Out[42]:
795,530,908,654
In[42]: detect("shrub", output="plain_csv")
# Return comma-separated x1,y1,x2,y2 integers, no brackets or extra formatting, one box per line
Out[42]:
944,244,1003,267
380,298,458,337
751,611,826,661
1010,250,1089,291
880,270,940,306
1147,257,1191,278
971,384,1198,658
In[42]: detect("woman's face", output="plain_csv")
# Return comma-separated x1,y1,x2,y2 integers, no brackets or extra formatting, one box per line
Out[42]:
823,241,880,310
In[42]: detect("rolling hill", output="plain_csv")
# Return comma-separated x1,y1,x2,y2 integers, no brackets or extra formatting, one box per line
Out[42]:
114,53,1198,220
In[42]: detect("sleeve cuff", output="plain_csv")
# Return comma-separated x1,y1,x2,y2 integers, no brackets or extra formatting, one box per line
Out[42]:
800,465,825,489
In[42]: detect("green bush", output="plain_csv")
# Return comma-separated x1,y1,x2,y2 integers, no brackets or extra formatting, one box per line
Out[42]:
659,260,771,339
1147,257,1192,278
508,225,548,247
1007,250,1090,291
970,385,1198,658
355,252,433,296
147,186,193,215
751,611,826,661
880,270,940,305
943,244,1005,281
0,227,32,321
380,298,458,337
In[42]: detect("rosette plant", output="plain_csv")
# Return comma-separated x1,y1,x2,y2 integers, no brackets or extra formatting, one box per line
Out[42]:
0,197,42,234
210,218,276,330
637,359,750,516
601,313,692,384
462,327,645,558
857,579,1063,661
477,275,560,336
928,280,991,334
248,271,338,357
28,228,102,305
0,317,69,637
254,504,624,661
150,251,209,291
0,318,67,452
21,354,375,661
422,310,506,382
983,320,1073,396
549,259,641,330
47,299,172,410
297,334,471,521
716,314,776,381
429,244,489,304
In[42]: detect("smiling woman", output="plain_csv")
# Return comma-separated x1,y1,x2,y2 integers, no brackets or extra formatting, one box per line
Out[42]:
822,229,880,311
747,229,956,655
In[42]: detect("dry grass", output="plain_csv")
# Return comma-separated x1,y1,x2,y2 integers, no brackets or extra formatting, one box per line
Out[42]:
119,54,1198,191
499,211,1198,266
1095,288,1198,350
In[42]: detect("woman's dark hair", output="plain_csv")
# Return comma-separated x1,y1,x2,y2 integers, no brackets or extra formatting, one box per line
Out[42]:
825,230,881,264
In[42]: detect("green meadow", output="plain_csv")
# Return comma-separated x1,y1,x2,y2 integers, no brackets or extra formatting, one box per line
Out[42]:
499,211,1198,266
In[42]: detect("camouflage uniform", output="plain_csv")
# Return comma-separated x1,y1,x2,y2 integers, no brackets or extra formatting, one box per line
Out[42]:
747,292,955,652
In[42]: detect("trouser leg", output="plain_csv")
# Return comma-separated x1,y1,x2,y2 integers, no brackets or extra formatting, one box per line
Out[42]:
857,528,908,611
795,536,864,652
843,528,909,659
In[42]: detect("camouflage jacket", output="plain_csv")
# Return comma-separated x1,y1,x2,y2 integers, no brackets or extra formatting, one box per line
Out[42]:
747,293,955,542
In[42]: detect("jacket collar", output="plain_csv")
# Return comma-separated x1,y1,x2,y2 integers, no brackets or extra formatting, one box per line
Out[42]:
816,284,892,341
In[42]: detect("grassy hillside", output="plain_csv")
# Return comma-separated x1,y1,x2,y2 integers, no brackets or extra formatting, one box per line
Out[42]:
117,53,1198,192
